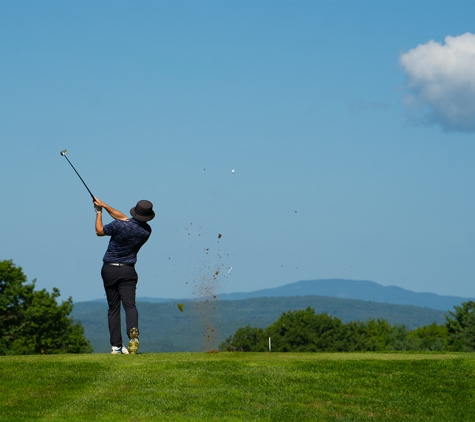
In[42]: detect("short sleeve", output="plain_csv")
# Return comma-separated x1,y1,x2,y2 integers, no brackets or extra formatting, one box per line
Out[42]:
103,220,119,236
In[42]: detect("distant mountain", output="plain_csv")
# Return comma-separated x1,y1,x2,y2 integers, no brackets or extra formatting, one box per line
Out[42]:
75,279,470,353
135,297,174,303
72,294,448,353
132,279,473,311
212,279,474,311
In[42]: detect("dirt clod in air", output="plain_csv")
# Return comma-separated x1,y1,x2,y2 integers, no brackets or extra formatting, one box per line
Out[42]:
177,303,184,312
189,232,229,351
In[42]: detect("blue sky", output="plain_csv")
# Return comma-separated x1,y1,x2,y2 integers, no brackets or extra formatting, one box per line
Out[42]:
1,1,475,303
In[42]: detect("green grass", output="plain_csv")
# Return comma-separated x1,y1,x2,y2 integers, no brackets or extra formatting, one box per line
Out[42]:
0,352,474,421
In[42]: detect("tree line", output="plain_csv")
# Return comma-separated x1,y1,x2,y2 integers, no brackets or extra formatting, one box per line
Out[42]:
220,304,475,352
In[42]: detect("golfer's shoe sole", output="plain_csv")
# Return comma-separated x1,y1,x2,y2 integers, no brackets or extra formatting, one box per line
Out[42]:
128,327,139,354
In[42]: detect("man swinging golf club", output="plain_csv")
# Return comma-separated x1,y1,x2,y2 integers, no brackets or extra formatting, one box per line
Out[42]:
93,197,155,354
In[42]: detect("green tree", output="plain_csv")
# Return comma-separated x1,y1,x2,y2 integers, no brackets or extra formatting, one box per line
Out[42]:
344,321,369,351
387,324,412,350
220,325,267,352
358,318,388,351
220,307,355,352
445,301,475,351
408,323,447,351
265,307,349,352
0,260,92,355
347,319,416,351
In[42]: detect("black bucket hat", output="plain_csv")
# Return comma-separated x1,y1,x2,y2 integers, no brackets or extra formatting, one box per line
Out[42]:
130,200,155,222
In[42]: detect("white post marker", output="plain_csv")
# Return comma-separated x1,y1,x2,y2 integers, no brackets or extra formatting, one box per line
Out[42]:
269,337,271,353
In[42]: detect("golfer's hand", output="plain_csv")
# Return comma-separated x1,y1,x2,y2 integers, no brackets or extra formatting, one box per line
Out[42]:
93,198,106,207
93,198,105,213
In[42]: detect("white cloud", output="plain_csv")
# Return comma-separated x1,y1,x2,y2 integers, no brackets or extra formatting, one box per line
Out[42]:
399,32,475,132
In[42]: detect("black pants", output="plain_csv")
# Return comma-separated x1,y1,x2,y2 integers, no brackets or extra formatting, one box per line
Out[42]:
101,264,138,347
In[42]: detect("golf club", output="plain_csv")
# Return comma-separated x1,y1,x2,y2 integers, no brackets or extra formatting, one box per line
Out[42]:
60,149,95,200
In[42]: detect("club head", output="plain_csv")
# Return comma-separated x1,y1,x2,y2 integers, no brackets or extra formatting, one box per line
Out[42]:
60,149,68,156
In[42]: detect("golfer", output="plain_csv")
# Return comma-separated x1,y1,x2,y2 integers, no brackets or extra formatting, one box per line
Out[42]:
93,198,154,354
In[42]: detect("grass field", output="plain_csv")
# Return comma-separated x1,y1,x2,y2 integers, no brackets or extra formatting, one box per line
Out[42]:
1,352,474,421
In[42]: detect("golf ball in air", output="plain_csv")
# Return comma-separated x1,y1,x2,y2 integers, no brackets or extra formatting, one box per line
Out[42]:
231,169,235,173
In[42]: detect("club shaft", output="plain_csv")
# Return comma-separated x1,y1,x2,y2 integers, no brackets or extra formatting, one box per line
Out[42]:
64,156,95,199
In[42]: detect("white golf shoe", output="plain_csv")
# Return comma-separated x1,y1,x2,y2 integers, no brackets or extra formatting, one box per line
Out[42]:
111,345,129,354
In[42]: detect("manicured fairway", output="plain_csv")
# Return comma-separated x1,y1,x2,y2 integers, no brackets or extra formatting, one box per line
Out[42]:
0,352,473,421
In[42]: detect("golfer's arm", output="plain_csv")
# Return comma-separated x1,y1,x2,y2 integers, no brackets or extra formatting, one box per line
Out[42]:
95,212,105,236
103,204,128,221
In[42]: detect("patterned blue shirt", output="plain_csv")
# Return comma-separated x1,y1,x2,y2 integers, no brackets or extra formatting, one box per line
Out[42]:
102,218,152,265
